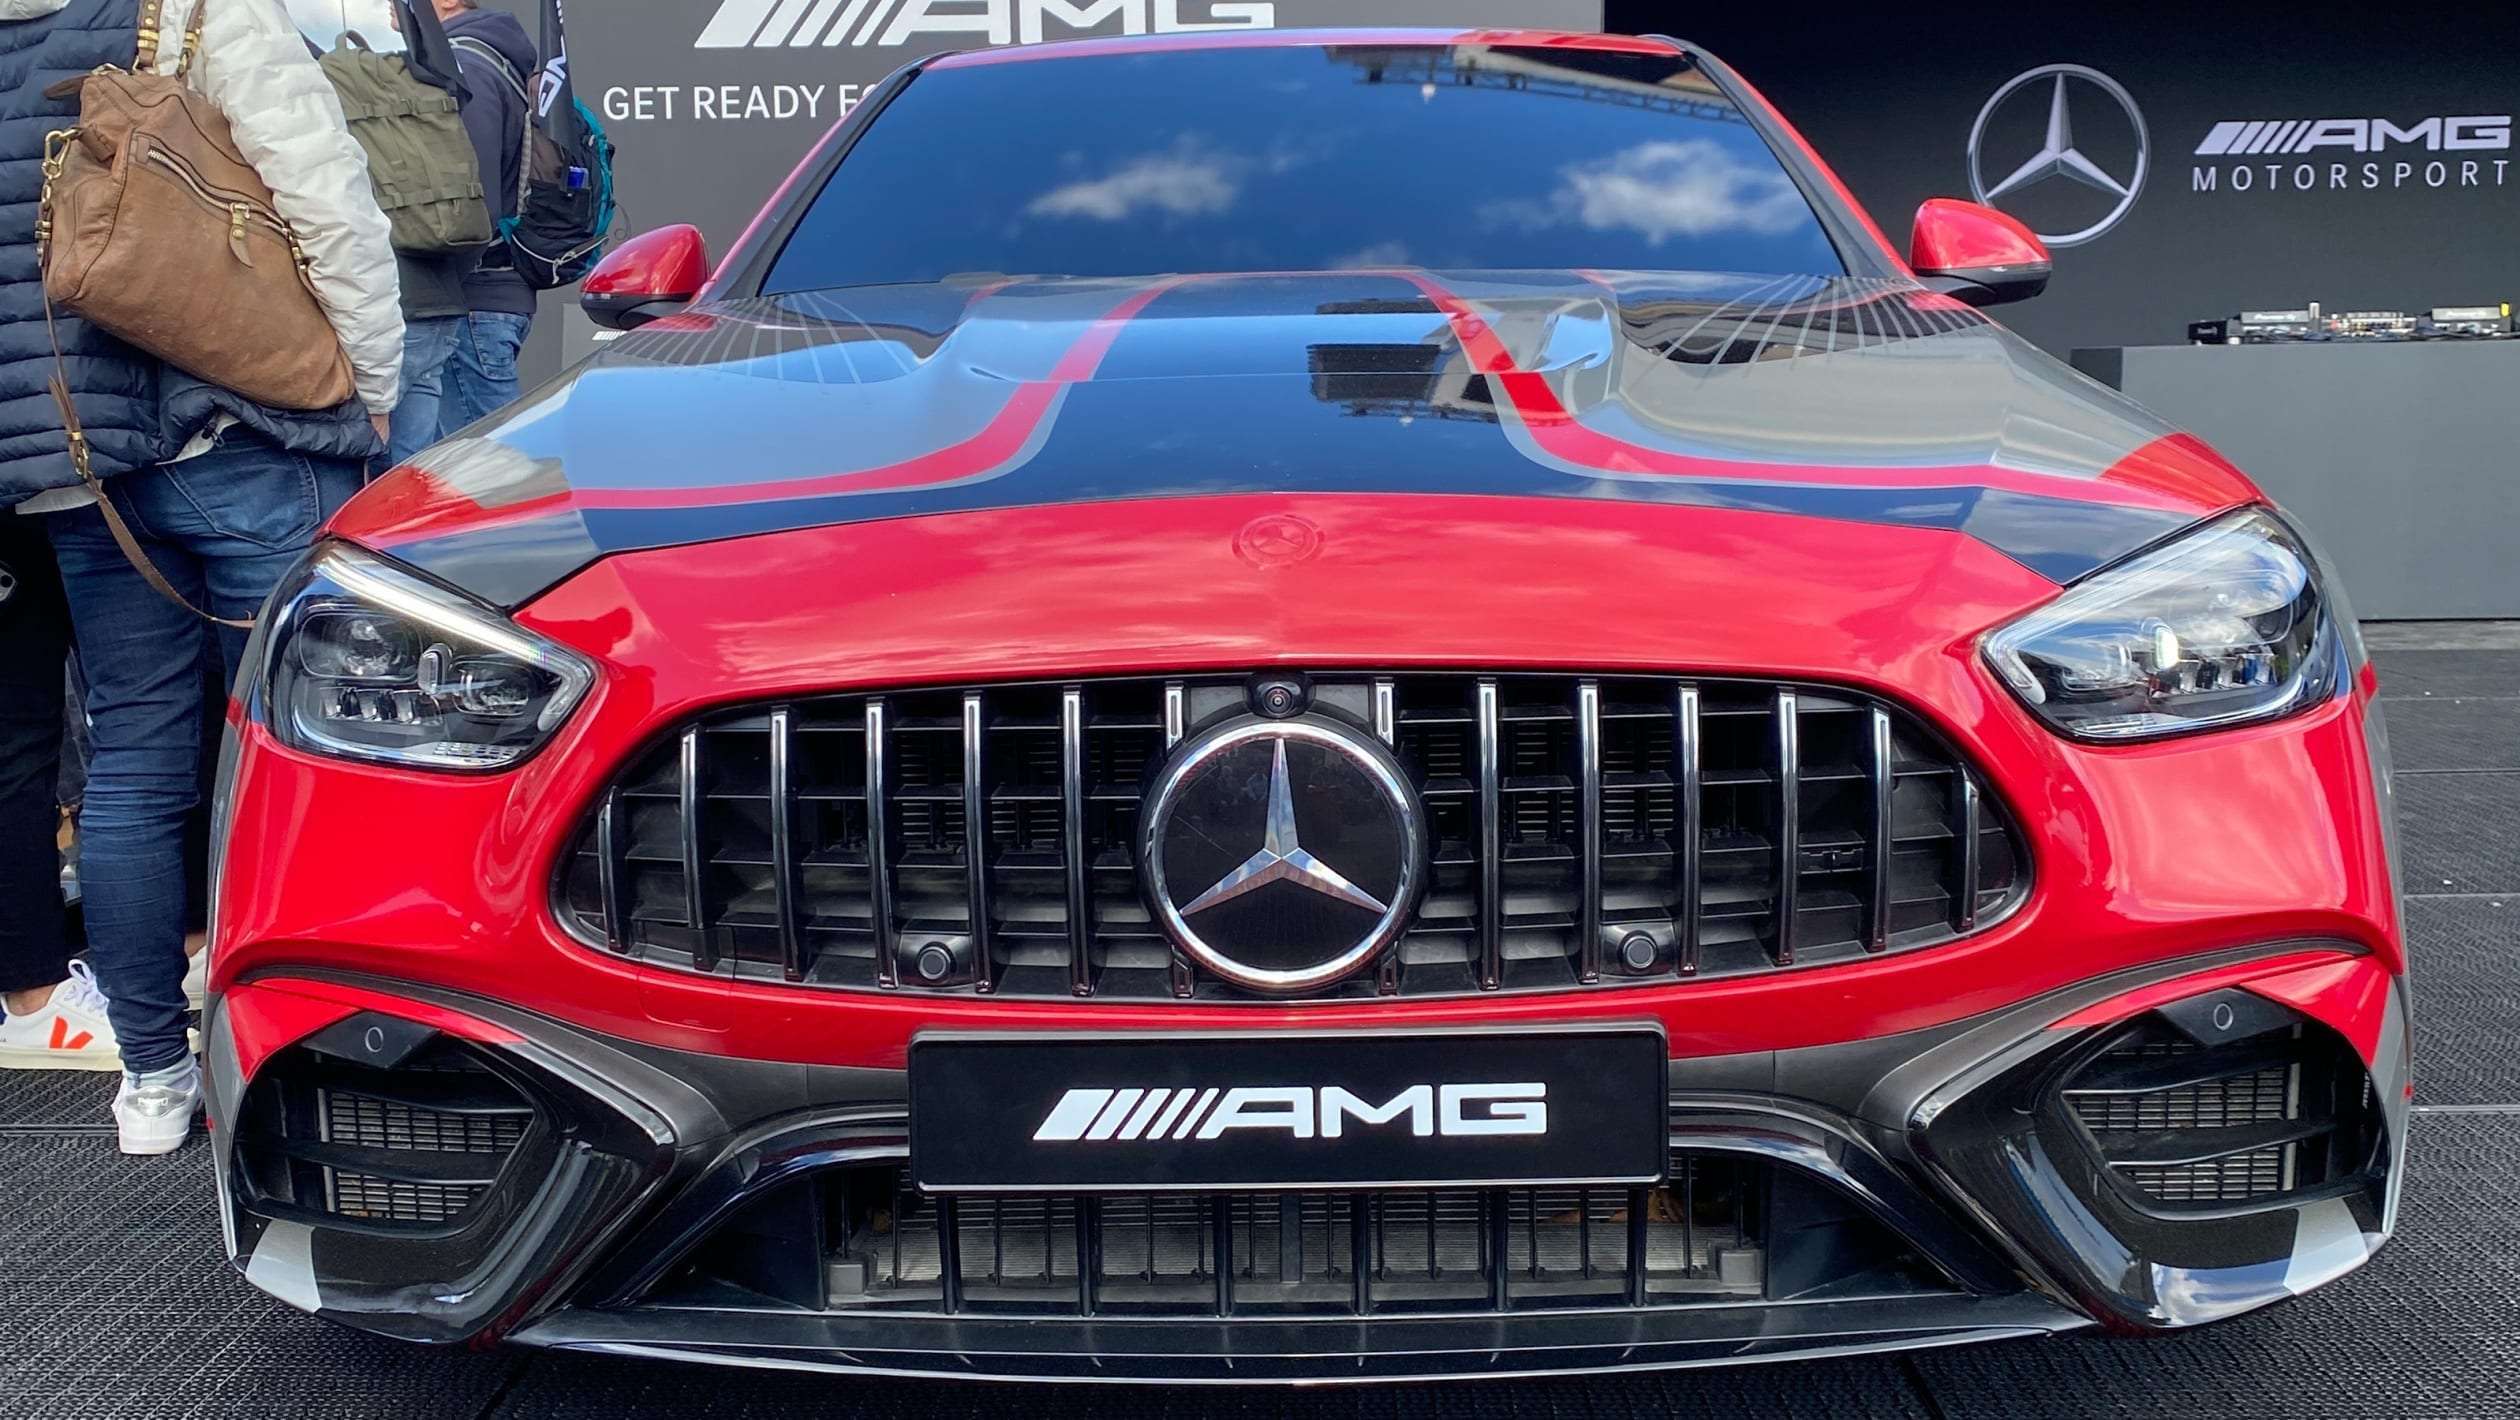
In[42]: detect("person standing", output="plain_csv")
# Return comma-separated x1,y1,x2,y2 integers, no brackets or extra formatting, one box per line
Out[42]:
0,517,117,1070
371,0,485,467
0,0,403,1153
440,0,538,435
385,247,472,467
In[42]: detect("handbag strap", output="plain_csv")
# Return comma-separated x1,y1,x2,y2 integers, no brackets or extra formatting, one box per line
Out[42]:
135,0,206,79
37,277,250,631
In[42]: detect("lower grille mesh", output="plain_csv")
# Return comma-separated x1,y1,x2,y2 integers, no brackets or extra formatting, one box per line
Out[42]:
657,1148,1951,1320
825,1155,1769,1316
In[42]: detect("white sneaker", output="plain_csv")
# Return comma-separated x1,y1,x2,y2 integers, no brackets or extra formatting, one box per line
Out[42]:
0,961,124,1072
183,948,208,1013
114,1059,201,1156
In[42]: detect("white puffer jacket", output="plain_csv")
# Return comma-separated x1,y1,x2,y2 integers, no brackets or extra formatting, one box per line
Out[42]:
0,0,404,413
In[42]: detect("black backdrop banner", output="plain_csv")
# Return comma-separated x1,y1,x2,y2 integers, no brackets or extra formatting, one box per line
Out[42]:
1609,2,2520,355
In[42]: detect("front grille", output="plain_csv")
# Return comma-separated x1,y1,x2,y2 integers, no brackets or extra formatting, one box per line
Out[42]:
556,674,2025,1001
656,1149,1946,1319
2062,1014,2379,1209
235,1038,536,1230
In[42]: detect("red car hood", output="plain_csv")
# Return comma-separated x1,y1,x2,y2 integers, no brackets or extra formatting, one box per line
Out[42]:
335,270,2257,609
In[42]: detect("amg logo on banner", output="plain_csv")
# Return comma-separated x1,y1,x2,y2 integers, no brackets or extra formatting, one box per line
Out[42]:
697,0,1277,50
2194,116,2511,156
1031,1083,1549,1142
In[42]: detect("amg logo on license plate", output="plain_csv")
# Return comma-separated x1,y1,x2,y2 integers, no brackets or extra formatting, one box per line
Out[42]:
910,1029,1666,1192
1032,1083,1547,1143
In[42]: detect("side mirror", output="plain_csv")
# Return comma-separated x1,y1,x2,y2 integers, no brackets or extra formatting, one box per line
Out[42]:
581,224,710,332
1908,198,2050,307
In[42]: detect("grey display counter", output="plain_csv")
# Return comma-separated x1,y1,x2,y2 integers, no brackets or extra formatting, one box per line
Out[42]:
2070,341,2517,620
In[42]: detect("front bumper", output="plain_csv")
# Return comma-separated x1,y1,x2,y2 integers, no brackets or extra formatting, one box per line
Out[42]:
206,945,2407,1382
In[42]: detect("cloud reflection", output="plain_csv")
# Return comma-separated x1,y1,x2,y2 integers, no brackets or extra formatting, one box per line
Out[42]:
1488,139,1815,246
1027,138,1243,222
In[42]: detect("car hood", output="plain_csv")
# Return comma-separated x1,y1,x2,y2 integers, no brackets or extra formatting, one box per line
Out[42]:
337,270,2257,608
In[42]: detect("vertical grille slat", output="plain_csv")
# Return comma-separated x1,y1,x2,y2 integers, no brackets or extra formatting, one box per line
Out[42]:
936,1194,963,1314
769,707,804,981
1865,706,1893,955
1770,689,1798,969
1475,678,1502,992
1624,1184,1650,1306
594,786,627,954
563,674,2025,1000
677,728,713,971
963,693,992,995
1576,680,1603,985
1061,686,1091,998
866,698,896,988
1673,684,1701,978
1955,770,1982,933
1163,680,1194,998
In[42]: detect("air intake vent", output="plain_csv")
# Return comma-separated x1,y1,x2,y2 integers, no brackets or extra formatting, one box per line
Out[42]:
234,1037,536,1230
2061,1003,2385,1210
556,674,2026,1001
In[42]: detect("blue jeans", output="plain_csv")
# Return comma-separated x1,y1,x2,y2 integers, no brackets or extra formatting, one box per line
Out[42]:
386,314,465,467
438,310,532,438
46,435,363,1072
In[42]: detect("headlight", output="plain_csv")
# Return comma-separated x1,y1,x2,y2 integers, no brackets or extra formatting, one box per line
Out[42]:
262,542,596,771
1983,508,2342,741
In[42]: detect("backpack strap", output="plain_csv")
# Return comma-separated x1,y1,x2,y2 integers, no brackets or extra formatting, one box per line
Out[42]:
450,35,528,102
450,35,533,245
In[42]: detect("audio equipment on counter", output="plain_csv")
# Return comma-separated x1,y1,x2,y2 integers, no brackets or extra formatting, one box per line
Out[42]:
2189,300,2513,343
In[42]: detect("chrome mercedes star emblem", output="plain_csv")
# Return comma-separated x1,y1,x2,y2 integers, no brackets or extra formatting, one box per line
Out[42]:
1139,714,1424,995
1967,64,2149,247
1180,739,1390,917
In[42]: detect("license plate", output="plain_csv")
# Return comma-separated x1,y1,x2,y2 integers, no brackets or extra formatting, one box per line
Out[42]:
909,1026,1668,1192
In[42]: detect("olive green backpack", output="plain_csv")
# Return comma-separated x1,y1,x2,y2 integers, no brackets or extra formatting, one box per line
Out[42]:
318,32,493,255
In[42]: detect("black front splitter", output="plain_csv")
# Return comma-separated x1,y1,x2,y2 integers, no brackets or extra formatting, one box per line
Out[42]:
511,1291,2084,1384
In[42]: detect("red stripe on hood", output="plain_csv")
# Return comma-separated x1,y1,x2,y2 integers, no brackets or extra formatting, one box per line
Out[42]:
1397,272,2235,517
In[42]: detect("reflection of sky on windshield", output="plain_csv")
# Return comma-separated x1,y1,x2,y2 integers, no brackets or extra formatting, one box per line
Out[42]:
767,46,1847,293
1485,140,1817,245
1027,137,1244,222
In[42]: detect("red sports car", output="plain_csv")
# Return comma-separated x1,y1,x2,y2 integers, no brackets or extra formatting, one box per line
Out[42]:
205,29,2406,1382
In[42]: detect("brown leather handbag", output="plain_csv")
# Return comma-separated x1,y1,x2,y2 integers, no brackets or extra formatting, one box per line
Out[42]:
37,0,355,413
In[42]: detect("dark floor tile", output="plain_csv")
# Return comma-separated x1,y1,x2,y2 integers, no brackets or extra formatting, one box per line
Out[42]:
2396,772,2520,894
0,1067,113,1129
2372,649,2520,701
2385,696,2520,774
0,1135,516,1420
1913,1112,2520,1418
2404,896,2520,1106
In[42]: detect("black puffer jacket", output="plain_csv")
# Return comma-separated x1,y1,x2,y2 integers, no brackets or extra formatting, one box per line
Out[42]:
0,0,170,501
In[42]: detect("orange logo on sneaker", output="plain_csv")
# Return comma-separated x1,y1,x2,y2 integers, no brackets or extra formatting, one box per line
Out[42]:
48,1017,92,1051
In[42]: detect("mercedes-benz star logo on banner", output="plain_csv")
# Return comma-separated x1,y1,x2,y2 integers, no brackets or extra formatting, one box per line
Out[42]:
1141,716,1423,994
1967,64,2149,247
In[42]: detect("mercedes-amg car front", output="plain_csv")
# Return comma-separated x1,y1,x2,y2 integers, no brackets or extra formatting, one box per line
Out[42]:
204,29,2406,1382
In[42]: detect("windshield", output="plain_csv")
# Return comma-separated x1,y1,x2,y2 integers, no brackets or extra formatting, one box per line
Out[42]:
761,43,1848,294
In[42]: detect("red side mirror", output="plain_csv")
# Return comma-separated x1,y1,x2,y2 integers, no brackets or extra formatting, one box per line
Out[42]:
1908,198,2051,307
581,224,711,332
